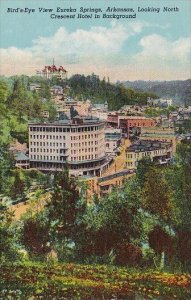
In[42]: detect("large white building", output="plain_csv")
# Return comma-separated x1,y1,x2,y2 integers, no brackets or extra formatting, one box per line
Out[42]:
37,64,67,80
29,116,107,176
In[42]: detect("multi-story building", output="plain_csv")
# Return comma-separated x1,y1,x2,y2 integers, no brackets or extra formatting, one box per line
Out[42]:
37,64,67,80
29,116,106,176
140,126,177,153
126,140,173,169
107,114,156,137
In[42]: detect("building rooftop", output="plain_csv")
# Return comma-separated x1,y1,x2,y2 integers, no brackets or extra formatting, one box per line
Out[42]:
43,65,67,73
126,140,171,153
118,116,154,120
15,152,29,161
29,116,104,126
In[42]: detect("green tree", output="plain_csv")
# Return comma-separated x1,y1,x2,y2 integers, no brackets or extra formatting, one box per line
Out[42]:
45,169,86,244
78,181,144,261
39,82,51,100
0,80,9,118
8,79,30,120
0,198,19,263
9,169,26,200
142,167,174,223
136,157,154,188
148,225,175,269
0,145,14,193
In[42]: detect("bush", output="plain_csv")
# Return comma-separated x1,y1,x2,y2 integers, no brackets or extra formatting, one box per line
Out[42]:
21,218,50,258
142,248,156,268
114,242,142,266
148,226,175,257
176,230,191,271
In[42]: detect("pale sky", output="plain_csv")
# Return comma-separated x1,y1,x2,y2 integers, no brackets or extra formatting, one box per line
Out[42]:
0,0,191,81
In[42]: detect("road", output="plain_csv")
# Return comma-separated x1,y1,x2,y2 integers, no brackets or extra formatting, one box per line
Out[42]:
102,139,131,176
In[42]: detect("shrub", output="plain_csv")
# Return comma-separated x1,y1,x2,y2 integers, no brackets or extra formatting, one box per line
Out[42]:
22,218,50,257
114,242,142,266
148,226,175,256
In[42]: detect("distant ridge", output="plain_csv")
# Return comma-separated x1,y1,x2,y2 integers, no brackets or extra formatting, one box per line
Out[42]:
120,79,191,105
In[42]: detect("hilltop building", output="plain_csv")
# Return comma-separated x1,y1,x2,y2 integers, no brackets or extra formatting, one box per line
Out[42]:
37,64,67,80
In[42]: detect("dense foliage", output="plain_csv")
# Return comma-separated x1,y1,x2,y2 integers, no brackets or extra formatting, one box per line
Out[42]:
68,74,158,110
0,76,56,145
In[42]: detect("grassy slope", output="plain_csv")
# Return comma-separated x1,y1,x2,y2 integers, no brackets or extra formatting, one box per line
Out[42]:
0,262,191,299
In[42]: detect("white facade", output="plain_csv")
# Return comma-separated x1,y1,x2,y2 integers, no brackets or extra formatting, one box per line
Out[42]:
29,117,106,176
37,65,67,80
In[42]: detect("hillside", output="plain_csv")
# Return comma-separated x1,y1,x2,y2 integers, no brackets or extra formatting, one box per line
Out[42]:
67,74,158,110
121,80,191,105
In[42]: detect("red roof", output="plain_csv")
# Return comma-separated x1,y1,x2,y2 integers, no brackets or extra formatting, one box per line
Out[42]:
43,65,67,73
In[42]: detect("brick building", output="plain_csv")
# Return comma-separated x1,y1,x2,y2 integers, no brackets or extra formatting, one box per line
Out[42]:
107,114,156,137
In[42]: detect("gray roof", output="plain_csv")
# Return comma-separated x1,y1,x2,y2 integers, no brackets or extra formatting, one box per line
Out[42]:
15,152,29,161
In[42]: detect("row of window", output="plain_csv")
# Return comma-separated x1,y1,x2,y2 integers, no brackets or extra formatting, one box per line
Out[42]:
71,148,98,154
30,162,100,170
30,155,59,160
30,135,66,140
70,154,98,161
71,141,99,147
127,149,167,159
30,126,101,132
30,142,66,147
30,154,98,161
30,148,65,154
71,134,99,140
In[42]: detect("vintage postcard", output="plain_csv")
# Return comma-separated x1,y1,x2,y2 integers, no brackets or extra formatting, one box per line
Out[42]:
0,0,191,299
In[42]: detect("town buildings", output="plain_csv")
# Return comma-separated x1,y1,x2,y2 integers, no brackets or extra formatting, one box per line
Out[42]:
126,140,173,169
140,126,177,153
107,114,156,137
